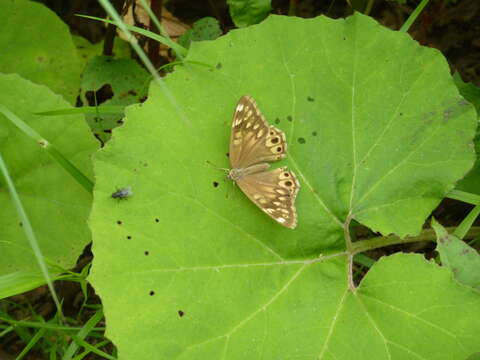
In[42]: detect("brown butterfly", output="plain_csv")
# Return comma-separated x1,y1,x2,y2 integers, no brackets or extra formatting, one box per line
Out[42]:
227,95,300,228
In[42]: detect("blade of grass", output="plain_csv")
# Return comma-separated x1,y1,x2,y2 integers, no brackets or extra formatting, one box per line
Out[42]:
0,317,105,332
0,105,93,194
15,327,47,360
454,205,480,240
72,340,111,360
399,0,430,32
69,337,116,360
138,0,184,62
62,310,105,360
0,153,63,320
35,106,124,116
76,14,187,58
446,189,480,205
94,0,191,125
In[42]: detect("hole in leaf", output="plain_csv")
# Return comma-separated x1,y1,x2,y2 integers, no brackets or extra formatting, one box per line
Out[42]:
149,291,155,296
84,84,113,106
213,181,219,188
117,220,122,225
144,251,149,256
127,235,132,239
155,218,160,223
178,310,185,317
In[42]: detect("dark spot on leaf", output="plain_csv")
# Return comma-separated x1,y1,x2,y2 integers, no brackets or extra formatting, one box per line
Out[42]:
117,120,124,124
128,89,137,96
460,249,470,255
139,96,147,102
312,131,317,136
213,181,219,188
443,108,454,121
307,96,314,102
144,251,149,256
287,116,293,122
149,290,155,296
37,56,45,62
216,63,222,69
103,129,112,133
144,162,148,167
106,58,113,63
298,137,306,144
275,118,280,124
127,235,132,239
178,310,185,317
117,220,122,225
155,218,160,223
226,152,229,157
19,222,23,227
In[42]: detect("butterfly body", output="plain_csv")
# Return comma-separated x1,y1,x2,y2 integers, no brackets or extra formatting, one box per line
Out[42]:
228,96,300,229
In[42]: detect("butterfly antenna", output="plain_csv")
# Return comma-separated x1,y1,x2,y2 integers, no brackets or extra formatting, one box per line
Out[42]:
205,160,229,173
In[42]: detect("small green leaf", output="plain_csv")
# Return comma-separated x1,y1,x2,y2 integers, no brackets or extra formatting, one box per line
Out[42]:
72,35,131,69
432,219,480,290
227,0,272,27
80,55,150,142
178,17,222,49
0,0,82,104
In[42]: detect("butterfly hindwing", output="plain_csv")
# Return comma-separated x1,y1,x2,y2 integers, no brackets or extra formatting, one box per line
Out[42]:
229,96,287,169
236,167,300,229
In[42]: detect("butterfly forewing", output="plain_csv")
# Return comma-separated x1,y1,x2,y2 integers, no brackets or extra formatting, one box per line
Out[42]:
230,96,287,169
228,95,301,229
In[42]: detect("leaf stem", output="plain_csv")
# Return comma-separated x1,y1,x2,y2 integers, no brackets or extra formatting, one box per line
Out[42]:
351,226,480,254
343,213,356,291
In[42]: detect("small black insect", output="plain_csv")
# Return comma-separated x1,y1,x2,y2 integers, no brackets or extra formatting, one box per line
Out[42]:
111,186,133,199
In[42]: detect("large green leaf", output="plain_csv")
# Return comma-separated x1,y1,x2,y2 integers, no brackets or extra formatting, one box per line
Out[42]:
89,14,478,359
0,0,82,104
0,74,97,298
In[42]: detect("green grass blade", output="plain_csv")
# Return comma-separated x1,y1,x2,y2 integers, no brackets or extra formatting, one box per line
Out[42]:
454,205,480,240
35,106,124,116
76,14,187,57
399,0,431,32
138,0,185,61
0,153,63,319
0,105,93,194
72,340,111,360
62,310,105,360
446,189,480,205
15,327,47,360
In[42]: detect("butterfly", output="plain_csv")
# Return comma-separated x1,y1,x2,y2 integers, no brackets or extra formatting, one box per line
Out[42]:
111,186,133,199
227,95,300,229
